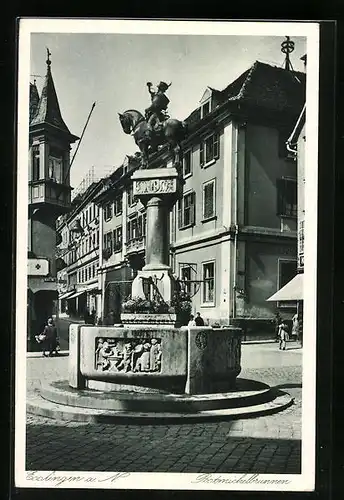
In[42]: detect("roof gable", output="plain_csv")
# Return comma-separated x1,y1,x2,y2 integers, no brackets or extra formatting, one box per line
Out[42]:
199,87,213,103
30,61,71,134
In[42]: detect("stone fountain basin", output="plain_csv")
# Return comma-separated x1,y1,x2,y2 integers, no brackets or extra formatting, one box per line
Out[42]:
70,324,242,395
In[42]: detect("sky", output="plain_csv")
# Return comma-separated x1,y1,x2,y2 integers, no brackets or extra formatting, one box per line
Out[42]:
30,33,306,190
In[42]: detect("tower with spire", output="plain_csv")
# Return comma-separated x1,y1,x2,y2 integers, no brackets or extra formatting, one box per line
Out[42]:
28,49,79,346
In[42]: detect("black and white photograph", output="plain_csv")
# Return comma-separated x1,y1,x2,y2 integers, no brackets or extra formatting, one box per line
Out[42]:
15,19,320,491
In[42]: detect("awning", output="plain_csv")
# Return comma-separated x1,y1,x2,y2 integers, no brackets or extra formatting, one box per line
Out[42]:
67,290,86,300
59,290,75,300
266,274,303,302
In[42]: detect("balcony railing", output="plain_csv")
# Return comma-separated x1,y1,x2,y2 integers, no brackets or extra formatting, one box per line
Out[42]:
125,236,146,255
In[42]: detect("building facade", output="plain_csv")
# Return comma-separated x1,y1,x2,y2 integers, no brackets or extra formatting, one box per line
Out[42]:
267,54,307,340
86,60,305,329
56,179,107,321
28,53,79,342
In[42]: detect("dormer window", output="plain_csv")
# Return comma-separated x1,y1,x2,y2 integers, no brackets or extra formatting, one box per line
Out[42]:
199,87,213,120
201,100,211,119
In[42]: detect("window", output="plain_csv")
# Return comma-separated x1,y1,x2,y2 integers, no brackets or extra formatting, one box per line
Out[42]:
48,147,63,183
179,263,197,295
127,216,138,241
200,133,219,167
183,150,192,177
114,194,122,216
277,178,297,218
113,226,123,252
104,203,113,221
202,261,215,304
128,184,136,207
138,212,146,238
32,145,40,181
202,179,216,220
178,191,196,229
103,231,113,253
201,101,211,118
96,230,99,247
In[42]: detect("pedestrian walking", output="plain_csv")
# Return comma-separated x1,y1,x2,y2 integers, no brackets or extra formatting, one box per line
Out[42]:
188,314,196,327
41,317,59,357
278,319,289,351
292,313,299,341
274,312,282,342
195,312,205,326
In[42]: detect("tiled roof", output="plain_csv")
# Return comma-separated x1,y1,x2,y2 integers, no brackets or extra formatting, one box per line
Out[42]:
30,63,71,134
29,82,40,123
223,61,305,114
186,61,305,125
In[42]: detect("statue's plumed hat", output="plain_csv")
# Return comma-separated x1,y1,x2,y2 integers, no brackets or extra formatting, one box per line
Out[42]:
158,81,171,91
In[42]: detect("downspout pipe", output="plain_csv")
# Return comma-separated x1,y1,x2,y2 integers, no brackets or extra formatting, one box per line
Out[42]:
232,123,239,319
286,140,297,155
98,205,104,321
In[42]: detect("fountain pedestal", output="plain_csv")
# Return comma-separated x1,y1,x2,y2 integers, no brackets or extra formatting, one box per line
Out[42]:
67,166,243,400
129,167,180,304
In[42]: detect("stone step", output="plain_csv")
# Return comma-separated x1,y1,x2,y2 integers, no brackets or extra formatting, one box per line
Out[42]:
40,378,278,413
27,391,293,423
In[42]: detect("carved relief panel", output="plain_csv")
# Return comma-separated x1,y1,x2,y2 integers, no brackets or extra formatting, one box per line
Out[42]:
95,337,162,373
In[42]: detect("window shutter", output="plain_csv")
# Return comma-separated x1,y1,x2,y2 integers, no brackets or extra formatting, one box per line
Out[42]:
213,133,220,159
200,141,204,167
204,182,214,219
191,192,196,225
178,200,183,228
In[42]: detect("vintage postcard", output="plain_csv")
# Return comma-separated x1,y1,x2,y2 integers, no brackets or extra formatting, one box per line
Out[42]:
15,19,319,491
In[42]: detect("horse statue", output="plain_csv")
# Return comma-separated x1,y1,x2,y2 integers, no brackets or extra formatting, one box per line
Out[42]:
118,109,188,169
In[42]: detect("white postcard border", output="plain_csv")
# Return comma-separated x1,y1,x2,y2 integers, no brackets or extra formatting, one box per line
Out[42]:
15,19,320,492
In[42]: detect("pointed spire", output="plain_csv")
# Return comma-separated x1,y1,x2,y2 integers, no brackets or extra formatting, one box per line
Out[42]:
46,47,52,67
30,49,72,135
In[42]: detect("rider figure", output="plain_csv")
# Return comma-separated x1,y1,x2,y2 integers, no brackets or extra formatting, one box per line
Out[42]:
145,81,171,133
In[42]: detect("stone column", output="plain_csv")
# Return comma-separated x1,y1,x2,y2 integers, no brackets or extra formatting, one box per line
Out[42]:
130,168,180,303
145,196,169,270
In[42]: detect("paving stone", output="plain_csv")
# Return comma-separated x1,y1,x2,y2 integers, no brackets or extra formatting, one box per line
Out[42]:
25,344,302,474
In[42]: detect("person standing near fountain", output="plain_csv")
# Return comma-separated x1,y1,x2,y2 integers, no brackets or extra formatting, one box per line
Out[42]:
195,312,205,326
188,315,196,327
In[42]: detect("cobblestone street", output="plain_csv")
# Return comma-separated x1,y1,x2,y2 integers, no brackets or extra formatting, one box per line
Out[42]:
25,343,302,474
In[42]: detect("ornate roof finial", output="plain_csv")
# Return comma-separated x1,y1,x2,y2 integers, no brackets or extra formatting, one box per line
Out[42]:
46,47,52,67
281,36,295,71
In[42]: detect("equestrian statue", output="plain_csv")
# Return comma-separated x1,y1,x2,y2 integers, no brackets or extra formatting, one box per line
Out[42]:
118,81,188,169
